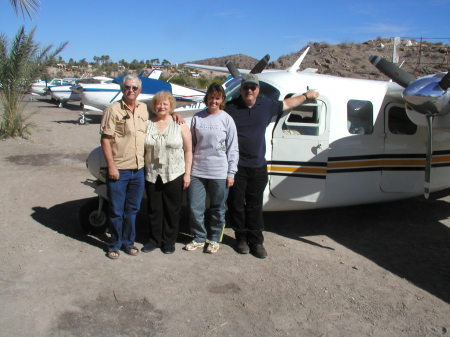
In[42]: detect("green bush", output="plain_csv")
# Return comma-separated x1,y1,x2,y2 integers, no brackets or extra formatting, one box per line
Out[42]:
0,26,66,138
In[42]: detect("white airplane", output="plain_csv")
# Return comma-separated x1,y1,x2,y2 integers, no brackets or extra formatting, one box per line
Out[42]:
30,78,76,97
48,76,112,108
79,49,450,233
73,68,205,124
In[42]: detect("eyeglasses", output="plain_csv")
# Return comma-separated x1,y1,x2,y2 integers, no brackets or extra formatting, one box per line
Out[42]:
242,85,257,91
124,85,139,91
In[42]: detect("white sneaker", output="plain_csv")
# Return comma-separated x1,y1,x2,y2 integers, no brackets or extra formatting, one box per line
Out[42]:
206,241,219,254
184,240,205,251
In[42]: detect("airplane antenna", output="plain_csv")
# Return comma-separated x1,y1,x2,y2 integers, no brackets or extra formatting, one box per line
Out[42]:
288,46,310,73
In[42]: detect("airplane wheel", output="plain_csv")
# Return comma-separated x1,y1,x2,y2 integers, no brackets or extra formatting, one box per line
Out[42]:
78,117,86,125
79,197,108,234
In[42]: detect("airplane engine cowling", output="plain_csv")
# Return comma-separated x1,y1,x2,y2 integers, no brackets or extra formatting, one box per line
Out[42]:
86,146,107,183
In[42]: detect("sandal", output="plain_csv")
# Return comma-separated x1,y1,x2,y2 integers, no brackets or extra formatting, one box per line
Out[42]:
124,246,139,256
106,250,120,260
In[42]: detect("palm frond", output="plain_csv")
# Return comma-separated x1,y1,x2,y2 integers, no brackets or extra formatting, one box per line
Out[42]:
9,0,40,19
0,26,66,139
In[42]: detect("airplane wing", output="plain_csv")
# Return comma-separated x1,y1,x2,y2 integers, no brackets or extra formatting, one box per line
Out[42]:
183,63,251,74
185,47,313,75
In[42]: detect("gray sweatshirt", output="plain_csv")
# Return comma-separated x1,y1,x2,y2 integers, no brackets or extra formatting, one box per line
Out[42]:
190,109,239,179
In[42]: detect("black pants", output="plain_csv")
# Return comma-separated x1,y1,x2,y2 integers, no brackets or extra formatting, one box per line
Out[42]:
227,165,268,245
145,175,183,246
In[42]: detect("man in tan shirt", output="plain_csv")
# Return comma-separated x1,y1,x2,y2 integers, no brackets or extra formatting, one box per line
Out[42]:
100,75,148,259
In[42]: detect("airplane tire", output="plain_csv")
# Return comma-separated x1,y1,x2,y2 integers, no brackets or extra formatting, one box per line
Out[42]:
79,197,108,234
78,117,86,125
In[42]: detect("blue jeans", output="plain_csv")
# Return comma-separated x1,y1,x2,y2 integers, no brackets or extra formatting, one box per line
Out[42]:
106,168,144,251
188,176,228,243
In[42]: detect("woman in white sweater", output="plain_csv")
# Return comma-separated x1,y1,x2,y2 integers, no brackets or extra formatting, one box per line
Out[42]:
185,83,239,253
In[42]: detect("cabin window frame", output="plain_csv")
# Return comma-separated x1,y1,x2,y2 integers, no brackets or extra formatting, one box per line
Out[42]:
387,105,417,135
347,99,374,135
282,98,325,136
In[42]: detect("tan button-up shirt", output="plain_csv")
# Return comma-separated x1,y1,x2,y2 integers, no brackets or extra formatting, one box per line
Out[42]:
100,100,148,170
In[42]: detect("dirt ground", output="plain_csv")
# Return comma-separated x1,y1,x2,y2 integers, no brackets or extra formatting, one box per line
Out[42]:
0,97,449,337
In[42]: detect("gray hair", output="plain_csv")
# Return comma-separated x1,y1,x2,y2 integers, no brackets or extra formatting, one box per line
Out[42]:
121,74,142,90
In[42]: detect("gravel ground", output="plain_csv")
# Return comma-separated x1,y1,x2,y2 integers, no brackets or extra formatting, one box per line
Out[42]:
0,97,449,337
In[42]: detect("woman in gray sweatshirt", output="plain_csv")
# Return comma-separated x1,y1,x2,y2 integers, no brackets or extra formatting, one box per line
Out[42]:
185,83,239,253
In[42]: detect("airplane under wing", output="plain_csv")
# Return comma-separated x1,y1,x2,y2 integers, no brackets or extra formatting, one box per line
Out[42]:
183,63,251,74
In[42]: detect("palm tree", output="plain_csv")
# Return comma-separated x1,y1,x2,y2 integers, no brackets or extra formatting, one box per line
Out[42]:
0,26,67,138
9,0,40,18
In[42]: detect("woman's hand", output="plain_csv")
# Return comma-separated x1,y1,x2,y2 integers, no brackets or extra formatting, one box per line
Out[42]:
227,177,234,187
183,173,191,189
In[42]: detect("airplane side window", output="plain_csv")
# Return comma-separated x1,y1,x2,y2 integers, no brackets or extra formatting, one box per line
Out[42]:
259,82,280,101
388,106,417,135
347,100,373,135
282,102,321,136
224,77,242,103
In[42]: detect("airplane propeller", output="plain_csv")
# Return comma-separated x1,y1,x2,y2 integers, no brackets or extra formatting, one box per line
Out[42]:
250,54,270,74
225,60,241,78
369,55,450,199
225,54,271,79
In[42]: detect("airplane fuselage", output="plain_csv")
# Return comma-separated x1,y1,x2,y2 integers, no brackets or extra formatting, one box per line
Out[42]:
253,71,450,210
85,70,450,212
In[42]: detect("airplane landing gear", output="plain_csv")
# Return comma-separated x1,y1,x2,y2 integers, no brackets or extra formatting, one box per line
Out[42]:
79,196,108,234
78,109,88,125
78,116,86,125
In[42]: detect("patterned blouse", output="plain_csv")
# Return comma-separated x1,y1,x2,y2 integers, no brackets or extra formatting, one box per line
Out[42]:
144,119,185,183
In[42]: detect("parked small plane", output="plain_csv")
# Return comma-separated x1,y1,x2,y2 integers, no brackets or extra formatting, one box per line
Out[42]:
30,78,76,97
48,76,113,107
79,49,450,233
74,68,205,124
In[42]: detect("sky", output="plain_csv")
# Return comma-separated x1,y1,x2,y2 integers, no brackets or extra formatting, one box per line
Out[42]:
1,0,449,65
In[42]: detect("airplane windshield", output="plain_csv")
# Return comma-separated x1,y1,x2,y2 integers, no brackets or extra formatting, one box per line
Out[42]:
224,78,281,103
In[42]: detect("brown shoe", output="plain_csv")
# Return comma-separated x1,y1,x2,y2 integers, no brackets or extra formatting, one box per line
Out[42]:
250,244,267,259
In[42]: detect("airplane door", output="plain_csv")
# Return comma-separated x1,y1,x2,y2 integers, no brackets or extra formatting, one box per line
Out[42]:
380,103,424,192
269,98,329,201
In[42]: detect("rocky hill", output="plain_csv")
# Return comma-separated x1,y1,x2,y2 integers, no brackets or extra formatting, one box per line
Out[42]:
188,53,258,70
188,38,449,81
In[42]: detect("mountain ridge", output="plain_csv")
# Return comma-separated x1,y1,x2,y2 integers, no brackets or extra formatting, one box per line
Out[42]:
187,38,449,81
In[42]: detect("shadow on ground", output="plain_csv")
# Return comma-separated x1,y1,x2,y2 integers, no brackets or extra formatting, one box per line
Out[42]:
32,189,450,303
54,113,103,125
31,197,192,252
264,190,450,304
31,198,109,251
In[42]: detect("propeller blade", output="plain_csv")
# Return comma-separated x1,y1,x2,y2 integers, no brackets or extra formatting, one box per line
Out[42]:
250,54,270,74
369,55,416,88
424,115,434,199
225,60,241,78
438,71,450,91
